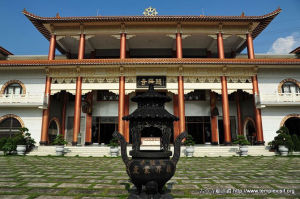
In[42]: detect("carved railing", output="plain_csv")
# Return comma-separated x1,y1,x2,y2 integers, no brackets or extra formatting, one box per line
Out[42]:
0,93,46,107
256,92,300,106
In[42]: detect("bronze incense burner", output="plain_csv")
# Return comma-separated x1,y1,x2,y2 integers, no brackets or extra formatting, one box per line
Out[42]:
113,84,186,197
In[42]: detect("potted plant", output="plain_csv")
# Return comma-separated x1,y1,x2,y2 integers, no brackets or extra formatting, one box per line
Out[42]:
268,126,294,156
14,128,32,155
20,127,36,153
233,135,250,156
52,134,67,156
108,137,119,157
184,134,195,157
2,137,16,155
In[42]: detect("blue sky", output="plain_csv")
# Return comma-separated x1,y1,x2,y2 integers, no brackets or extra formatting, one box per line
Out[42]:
0,0,299,55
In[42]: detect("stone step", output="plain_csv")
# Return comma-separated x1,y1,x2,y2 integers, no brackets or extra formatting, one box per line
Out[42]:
28,145,275,157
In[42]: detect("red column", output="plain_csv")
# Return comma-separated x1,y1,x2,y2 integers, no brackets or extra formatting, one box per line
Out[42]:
40,76,52,145
218,32,231,144
178,77,185,133
247,33,264,145
210,92,218,145
235,91,243,135
61,91,68,137
247,33,255,59
48,34,56,60
78,34,85,60
118,33,126,134
40,35,56,145
118,76,125,134
85,92,93,145
217,33,225,59
176,33,183,59
173,94,179,140
120,33,126,59
72,34,85,145
221,76,231,145
252,75,264,145
176,33,185,133
72,77,82,145
124,95,129,142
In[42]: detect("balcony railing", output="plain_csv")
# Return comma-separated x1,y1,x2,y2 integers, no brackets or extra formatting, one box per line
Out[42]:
0,93,47,108
256,92,300,108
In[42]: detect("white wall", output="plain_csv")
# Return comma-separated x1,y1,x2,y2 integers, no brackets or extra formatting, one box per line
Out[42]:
0,70,45,145
258,68,300,143
0,70,45,95
261,106,300,144
0,108,43,144
258,68,300,94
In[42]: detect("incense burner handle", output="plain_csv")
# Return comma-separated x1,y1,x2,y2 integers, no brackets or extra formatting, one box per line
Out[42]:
171,131,187,165
113,131,129,165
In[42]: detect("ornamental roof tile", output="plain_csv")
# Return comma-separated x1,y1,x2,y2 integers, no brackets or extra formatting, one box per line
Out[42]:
0,58,299,67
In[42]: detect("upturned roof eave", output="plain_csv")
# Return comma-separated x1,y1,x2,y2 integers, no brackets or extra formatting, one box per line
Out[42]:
22,8,282,55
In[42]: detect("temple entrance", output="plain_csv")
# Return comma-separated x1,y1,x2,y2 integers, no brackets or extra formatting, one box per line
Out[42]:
48,119,59,144
284,117,300,136
186,117,211,144
92,117,118,144
244,118,256,145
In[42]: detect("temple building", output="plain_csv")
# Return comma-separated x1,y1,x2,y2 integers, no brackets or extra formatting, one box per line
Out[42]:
0,8,300,150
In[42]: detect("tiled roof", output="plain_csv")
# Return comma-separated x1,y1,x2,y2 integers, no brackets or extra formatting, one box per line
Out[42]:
290,47,300,54
0,46,13,56
0,58,299,67
23,8,281,54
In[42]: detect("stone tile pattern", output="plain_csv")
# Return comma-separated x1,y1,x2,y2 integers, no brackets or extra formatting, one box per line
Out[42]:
0,156,299,198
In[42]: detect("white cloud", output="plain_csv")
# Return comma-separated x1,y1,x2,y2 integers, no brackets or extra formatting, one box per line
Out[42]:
267,33,300,54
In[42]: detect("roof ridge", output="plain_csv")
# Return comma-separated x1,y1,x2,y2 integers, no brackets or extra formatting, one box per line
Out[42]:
22,8,282,20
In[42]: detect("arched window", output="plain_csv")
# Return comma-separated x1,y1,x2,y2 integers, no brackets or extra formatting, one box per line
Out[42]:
4,83,23,95
282,81,300,93
0,117,22,138
0,80,26,95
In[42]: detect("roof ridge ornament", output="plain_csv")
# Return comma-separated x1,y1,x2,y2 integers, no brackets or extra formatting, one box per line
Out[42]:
143,6,158,16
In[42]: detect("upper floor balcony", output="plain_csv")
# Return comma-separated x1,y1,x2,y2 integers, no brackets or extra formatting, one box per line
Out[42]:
255,92,300,108
0,93,47,109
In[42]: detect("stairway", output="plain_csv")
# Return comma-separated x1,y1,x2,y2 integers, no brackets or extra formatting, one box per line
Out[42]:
27,145,275,157
64,146,110,157
27,146,57,156
192,145,275,157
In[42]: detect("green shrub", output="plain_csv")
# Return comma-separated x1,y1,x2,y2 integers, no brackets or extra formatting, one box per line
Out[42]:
13,133,26,145
268,126,294,151
291,134,300,152
2,137,17,155
24,132,36,152
108,137,119,147
233,135,250,146
52,134,67,145
0,137,8,151
184,134,195,146
0,127,36,155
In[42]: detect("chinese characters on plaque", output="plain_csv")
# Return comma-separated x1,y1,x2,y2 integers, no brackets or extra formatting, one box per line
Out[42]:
136,76,166,88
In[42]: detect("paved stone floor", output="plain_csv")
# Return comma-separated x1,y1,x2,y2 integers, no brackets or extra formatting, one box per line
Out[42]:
0,156,299,199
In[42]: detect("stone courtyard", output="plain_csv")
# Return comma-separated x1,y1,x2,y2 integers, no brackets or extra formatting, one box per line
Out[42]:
0,156,299,199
